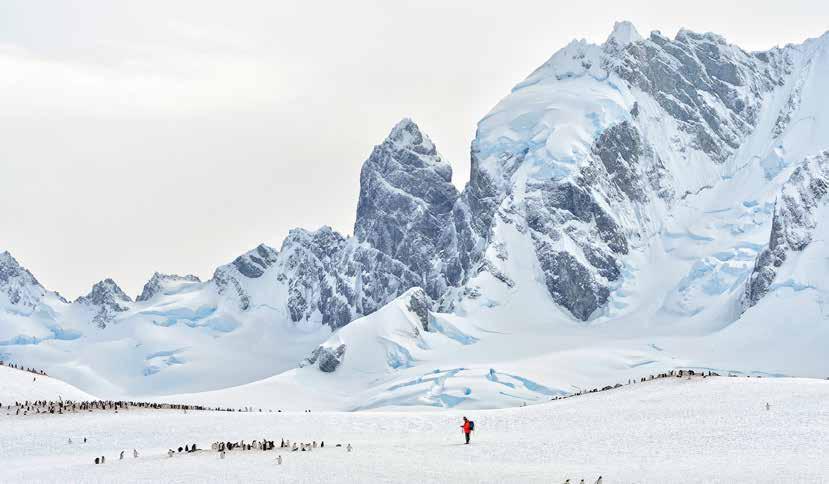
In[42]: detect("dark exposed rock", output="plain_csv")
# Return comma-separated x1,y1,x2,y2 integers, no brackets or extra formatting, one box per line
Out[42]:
743,151,829,309
0,251,49,309
280,227,421,329
136,272,201,302
303,344,347,372
520,160,631,320
592,121,647,202
213,244,279,309
614,30,788,163
232,244,278,278
406,288,431,330
532,239,610,321
76,279,132,328
213,261,256,311
354,118,461,298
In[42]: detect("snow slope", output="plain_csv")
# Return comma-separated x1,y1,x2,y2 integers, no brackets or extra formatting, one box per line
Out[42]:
0,365,94,403
0,377,826,483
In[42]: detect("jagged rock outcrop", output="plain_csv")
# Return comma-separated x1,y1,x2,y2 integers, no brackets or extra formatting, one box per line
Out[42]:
279,227,421,329
302,344,346,372
232,244,279,278
76,279,132,328
354,118,461,297
212,244,280,311
521,149,633,319
613,28,788,163
209,227,420,329
0,251,54,310
406,287,431,330
136,272,201,302
209,121,459,329
743,151,829,309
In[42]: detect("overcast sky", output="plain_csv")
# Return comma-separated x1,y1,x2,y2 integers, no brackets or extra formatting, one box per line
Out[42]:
1,0,827,299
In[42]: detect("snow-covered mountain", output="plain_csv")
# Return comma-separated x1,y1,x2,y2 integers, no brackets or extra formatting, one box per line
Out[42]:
75,278,133,328
2,22,829,406
136,273,201,303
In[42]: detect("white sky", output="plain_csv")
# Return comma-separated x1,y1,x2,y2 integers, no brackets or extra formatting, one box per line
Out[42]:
1,0,827,299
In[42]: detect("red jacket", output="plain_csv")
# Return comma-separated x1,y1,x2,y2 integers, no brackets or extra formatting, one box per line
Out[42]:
461,421,471,434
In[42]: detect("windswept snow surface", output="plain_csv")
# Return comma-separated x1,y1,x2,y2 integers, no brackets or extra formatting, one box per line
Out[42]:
1,377,826,483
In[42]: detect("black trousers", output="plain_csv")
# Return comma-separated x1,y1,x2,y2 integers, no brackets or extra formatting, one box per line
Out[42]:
464,432,470,444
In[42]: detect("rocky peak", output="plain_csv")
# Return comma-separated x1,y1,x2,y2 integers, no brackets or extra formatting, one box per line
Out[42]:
0,251,49,309
136,272,201,302
77,278,132,306
0,251,40,286
281,226,345,259
76,278,132,328
386,118,447,174
211,244,276,311
231,243,279,279
354,119,460,297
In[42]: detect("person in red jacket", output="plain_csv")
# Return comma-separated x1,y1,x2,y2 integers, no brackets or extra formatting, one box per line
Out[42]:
460,417,473,444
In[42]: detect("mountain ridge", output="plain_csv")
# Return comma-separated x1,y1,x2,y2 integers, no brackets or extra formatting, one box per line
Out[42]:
2,22,828,402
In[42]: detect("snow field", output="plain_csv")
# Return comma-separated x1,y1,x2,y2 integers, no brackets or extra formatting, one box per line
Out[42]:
1,376,826,483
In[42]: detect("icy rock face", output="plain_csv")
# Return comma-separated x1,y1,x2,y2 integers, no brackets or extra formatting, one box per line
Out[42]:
279,228,353,326
461,23,813,320
743,151,829,308
613,29,788,163
278,227,420,329
466,34,655,320
303,344,346,372
354,118,461,297
523,150,632,320
0,251,52,310
76,279,132,328
212,243,280,311
232,244,279,278
592,121,649,202
136,272,201,302
211,226,421,329
405,287,431,330
212,120,470,329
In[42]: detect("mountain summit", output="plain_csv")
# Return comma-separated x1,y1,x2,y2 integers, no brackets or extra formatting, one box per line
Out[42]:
605,20,642,49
